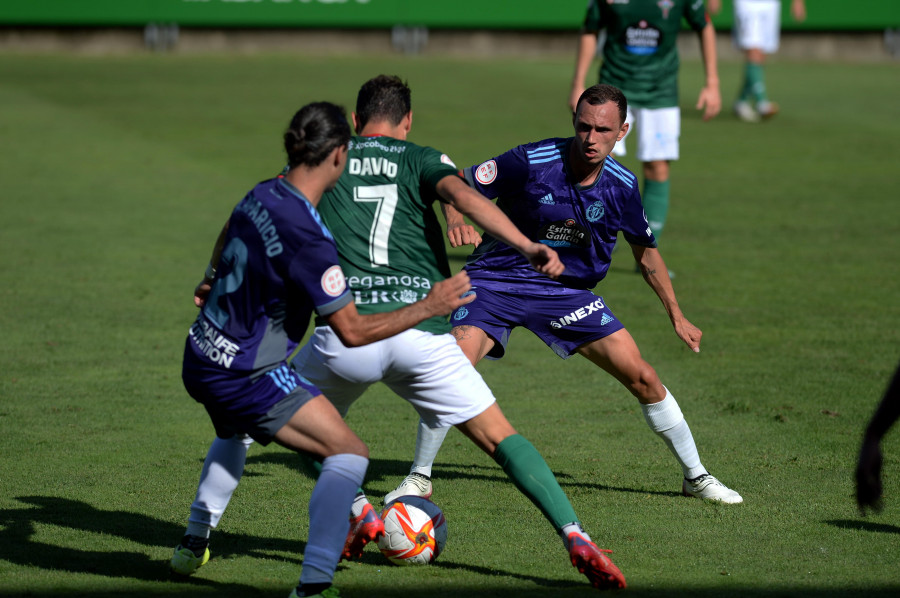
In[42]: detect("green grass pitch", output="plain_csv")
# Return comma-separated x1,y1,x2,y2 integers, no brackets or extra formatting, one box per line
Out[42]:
0,50,898,597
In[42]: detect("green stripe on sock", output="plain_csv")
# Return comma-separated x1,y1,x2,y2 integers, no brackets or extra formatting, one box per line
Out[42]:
494,434,579,531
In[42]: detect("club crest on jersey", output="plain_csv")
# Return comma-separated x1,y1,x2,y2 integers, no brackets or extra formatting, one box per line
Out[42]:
658,0,674,19
586,200,606,222
475,160,498,185
321,265,347,297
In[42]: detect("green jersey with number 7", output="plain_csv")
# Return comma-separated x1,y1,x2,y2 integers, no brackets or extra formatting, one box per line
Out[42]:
316,135,461,334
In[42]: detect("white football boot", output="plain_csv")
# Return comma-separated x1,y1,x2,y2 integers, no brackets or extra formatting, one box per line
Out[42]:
733,100,760,123
383,472,432,505
682,474,743,504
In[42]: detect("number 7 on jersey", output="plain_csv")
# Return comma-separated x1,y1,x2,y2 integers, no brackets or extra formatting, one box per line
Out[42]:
353,184,399,268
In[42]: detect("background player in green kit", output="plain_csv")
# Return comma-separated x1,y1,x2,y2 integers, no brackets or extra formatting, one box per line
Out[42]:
180,75,627,590
709,0,807,121
569,0,721,252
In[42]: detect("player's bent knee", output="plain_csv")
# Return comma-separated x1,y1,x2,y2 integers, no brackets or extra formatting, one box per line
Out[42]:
631,363,664,402
330,433,368,459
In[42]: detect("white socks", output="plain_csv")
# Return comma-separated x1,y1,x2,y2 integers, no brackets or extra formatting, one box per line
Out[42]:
187,434,255,535
641,389,707,480
409,418,450,478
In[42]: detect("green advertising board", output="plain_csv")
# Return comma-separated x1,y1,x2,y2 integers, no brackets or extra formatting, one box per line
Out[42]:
1,0,898,31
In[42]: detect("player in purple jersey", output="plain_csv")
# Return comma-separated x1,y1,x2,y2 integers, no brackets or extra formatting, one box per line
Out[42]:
387,84,743,508
171,102,475,598
570,0,721,260
176,75,627,591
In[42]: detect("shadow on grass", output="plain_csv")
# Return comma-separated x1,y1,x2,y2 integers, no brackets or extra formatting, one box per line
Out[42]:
247,453,682,499
0,495,297,595
3,495,900,597
824,518,900,535
2,586,899,598
0,492,595,595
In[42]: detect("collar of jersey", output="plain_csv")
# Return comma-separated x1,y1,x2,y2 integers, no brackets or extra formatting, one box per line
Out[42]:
276,176,312,206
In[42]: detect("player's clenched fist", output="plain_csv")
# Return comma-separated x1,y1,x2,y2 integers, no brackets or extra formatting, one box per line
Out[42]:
424,270,475,316
527,243,565,280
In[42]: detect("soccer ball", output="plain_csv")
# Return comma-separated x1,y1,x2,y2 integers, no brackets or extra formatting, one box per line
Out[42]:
377,496,447,565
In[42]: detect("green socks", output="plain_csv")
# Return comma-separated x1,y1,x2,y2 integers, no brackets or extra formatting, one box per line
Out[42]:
642,179,670,240
494,434,579,531
741,62,768,104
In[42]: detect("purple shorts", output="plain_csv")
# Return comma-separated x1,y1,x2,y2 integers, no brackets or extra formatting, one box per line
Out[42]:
449,283,624,360
183,349,320,444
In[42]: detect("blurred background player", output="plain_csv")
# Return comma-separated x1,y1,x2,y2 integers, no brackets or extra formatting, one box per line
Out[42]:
856,362,900,514
569,0,720,253
709,0,807,122
171,101,475,598
388,84,742,509
179,75,627,591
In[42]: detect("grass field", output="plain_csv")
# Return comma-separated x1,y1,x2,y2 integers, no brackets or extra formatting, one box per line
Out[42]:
1,49,899,598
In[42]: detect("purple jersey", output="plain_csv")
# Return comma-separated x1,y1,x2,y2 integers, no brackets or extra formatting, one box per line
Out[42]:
185,177,352,379
464,137,655,290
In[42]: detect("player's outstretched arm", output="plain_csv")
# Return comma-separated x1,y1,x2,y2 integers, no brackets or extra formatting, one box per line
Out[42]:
569,30,599,113
696,22,721,121
324,270,475,348
632,245,701,352
194,220,230,307
436,175,565,279
440,202,482,248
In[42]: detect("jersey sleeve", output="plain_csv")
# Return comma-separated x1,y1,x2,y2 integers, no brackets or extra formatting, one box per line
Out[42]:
417,145,464,202
287,234,353,317
621,186,658,248
464,146,530,201
684,0,710,32
582,0,602,32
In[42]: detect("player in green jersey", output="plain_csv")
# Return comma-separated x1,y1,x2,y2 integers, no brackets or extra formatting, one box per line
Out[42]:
569,0,721,254
709,0,807,121
316,116,474,336
179,75,627,591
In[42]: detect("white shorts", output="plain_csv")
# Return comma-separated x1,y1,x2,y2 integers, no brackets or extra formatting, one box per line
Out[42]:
290,327,496,428
612,105,680,162
733,0,781,53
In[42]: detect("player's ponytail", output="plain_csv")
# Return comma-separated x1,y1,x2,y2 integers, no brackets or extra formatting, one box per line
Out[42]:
284,102,351,168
